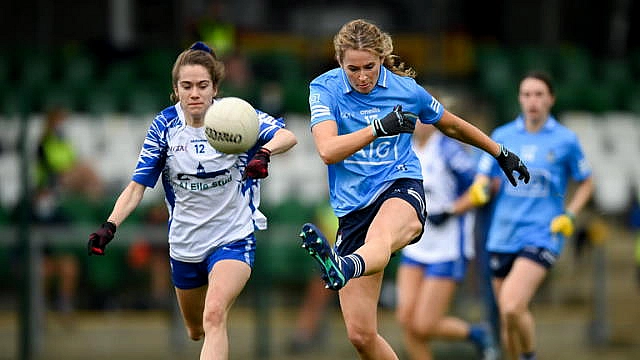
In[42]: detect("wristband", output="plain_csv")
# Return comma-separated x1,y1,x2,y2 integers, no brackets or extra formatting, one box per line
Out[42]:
104,221,117,233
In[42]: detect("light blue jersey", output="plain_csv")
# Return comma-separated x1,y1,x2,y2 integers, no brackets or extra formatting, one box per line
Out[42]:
131,103,283,262
477,116,592,255
309,66,444,217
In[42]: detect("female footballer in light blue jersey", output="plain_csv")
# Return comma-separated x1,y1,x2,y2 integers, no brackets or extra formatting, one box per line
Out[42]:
299,19,529,359
87,42,297,360
474,71,594,360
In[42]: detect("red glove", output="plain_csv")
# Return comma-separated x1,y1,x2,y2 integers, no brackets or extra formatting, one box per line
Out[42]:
244,147,271,179
88,221,116,255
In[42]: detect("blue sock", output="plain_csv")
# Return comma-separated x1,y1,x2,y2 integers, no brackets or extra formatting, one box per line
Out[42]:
341,253,365,279
468,325,486,347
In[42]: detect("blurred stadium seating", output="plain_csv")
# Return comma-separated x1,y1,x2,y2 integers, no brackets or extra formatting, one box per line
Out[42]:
1,41,640,314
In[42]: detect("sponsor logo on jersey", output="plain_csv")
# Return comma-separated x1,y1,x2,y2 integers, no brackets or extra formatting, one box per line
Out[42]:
177,175,232,191
177,164,232,191
359,107,381,115
177,168,230,180
170,144,187,152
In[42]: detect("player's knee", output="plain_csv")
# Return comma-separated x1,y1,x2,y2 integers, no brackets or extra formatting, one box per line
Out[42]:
500,300,526,323
408,317,438,340
346,325,377,351
202,304,225,330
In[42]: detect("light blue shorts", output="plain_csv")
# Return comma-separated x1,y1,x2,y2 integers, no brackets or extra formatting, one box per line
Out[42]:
400,254,468,282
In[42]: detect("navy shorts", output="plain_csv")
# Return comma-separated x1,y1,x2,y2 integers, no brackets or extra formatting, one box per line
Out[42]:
335,178,426,256
489,246,557,278
170,234,256,289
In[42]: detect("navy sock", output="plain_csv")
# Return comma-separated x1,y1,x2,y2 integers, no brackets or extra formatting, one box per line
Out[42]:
468,325,485,346
520,351,536,360
341,253,365,279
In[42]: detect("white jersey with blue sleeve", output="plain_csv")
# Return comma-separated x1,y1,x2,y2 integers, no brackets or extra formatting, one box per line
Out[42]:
131,102,284,263
402,132,477,263
309,66,445,217
477,116,592,255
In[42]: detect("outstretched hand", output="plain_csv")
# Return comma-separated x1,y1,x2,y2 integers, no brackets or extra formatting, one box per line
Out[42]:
495,144,530,186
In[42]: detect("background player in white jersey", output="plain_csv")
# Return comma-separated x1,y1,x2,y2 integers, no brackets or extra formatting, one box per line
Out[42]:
87,41,297,360
474,71,593,360
299,19,529,359
395,121,497,360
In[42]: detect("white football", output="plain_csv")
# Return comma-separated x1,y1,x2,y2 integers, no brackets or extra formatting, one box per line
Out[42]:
204,97,259,154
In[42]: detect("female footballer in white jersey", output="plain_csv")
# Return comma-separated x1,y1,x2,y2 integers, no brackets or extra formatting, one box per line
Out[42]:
396,122,497,360
87,42,296,360
300,19,529,359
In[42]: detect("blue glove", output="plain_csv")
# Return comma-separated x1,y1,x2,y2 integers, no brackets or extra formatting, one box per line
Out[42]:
372,105,418,137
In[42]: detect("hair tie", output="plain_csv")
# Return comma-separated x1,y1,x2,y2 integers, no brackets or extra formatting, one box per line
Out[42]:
190,41,216,57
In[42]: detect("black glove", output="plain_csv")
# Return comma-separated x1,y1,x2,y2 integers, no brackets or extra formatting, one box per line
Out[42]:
427,211,452,226
495,144,530,186
371,105,418,137
88,221,116,256
243,147,271,180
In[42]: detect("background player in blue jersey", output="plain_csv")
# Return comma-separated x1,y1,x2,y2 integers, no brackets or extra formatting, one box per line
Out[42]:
87,42,297,360
474,71,593,360
395,121,497,360
299,19,529,359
